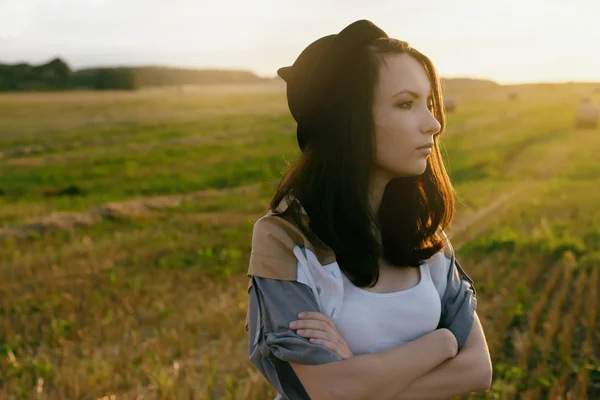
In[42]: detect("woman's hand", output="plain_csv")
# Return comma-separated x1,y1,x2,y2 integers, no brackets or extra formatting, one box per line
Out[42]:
289,312,353,359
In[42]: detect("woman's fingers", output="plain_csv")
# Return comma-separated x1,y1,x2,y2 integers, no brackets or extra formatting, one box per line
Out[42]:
289,319,331,332
291,318,354,359
296,326,349,347
308,338,340,353
299,329,351,356
296,328,333,341
298,312,336,330
308,338,352,359
291,312,354,359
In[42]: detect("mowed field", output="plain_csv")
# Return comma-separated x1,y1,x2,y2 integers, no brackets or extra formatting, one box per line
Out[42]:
0,80,598,400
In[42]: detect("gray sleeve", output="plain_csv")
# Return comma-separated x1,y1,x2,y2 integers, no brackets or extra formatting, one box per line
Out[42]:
437,257,477,351
247,276,342,399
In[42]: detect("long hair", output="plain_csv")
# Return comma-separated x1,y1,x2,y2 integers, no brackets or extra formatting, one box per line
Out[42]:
271,38,454,288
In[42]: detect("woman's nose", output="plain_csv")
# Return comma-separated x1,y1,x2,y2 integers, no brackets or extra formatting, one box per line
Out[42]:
422,113,441,135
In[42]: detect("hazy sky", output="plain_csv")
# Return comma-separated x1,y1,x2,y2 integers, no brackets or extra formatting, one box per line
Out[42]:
1,0,599,84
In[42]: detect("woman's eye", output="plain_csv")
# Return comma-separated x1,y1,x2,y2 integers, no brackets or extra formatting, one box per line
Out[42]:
397,100,434,111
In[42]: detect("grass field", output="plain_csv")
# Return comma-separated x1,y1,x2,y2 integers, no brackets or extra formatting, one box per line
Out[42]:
0,80,598,400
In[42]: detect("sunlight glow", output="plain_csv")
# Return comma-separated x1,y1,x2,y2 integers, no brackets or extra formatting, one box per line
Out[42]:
1,0,599,84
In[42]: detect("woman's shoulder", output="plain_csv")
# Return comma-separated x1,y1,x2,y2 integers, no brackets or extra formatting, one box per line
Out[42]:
248,197,315,275
251,207,309,257
427,231,454,266
249,198,337,281
426,231,455,293
439,230,454,259
248,214,299,275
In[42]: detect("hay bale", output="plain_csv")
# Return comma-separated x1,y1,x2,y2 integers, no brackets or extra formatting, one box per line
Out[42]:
575,102,599,129
508,90,518,100
580,96,592,105
443,97,457,113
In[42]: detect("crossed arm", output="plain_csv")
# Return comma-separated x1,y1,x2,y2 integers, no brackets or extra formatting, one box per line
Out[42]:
289,310,492,399
395,313,493,399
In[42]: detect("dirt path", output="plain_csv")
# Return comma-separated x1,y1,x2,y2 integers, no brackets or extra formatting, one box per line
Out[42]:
449,127,592,249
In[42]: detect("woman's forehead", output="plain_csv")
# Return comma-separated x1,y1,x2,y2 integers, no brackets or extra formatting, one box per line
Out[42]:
377,54,431,97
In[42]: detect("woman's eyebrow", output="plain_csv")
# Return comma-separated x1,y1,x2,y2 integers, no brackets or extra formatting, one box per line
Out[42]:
392,89,432,101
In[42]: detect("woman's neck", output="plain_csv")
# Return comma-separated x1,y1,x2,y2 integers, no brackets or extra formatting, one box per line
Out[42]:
369,171,391,215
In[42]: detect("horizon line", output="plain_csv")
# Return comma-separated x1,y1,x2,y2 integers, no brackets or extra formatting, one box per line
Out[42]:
2,57,600,87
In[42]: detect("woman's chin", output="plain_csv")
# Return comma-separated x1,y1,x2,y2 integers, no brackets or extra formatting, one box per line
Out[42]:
390,165,428,178
405,161,428,177
379,160,429,179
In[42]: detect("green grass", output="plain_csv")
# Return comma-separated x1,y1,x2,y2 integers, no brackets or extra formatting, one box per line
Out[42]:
0,81,599,399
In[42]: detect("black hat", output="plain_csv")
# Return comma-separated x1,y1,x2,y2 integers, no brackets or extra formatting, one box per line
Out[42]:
277,20,389,151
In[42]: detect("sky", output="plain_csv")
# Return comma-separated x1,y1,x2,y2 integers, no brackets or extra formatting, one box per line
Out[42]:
1,0,599,84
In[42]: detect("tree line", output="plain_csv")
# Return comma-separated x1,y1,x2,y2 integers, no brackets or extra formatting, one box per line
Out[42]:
0,58,269,91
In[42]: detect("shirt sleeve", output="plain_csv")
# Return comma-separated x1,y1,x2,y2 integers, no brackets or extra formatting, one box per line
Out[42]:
247,275,342,399
437,254,478,351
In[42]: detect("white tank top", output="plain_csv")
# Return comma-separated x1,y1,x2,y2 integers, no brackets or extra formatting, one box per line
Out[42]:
335,263,442,356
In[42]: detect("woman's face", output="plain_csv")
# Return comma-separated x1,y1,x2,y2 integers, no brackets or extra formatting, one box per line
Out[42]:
372,53,441,181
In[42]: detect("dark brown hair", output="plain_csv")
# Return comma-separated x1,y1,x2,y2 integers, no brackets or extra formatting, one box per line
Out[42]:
271,38,454,288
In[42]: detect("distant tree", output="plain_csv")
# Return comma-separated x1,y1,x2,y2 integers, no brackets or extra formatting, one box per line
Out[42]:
45,58,72,88
0,57,71,91
2,58,267,91
95,68,138,90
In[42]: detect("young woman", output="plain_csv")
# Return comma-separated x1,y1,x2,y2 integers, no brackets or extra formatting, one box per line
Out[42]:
245,20,492,400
